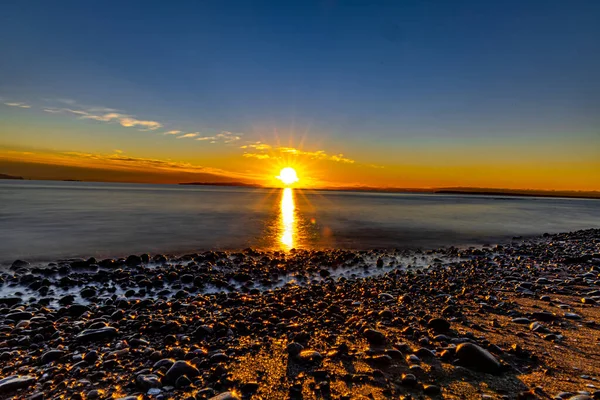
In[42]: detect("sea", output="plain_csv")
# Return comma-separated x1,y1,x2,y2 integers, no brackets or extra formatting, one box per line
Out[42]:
1,180,599,264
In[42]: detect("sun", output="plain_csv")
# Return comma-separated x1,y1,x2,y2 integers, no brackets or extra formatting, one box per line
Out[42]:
276,167,299,185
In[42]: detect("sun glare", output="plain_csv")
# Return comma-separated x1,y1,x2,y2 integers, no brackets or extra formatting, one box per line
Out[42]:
276,167,299,186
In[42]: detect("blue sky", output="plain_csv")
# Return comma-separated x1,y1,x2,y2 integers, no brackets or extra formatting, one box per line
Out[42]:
0,0,599,189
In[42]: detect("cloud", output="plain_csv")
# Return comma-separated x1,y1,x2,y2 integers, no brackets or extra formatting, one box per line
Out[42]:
240,143,355,164
58,150,254,178
177,132,199,139
164,130,182,135
4,102,31,108
114,149,123,154
81,112,162,130
64,109,89,116
195,131,242,144
240,142,272,150
243,153,271,160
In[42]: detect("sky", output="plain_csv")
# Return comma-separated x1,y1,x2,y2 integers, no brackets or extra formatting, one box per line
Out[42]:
0,0,599,190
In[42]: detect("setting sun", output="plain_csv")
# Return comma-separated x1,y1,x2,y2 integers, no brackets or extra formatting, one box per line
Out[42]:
276,167,299,185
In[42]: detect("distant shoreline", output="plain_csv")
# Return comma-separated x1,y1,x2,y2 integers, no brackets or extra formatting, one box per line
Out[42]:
180,182,600,200
1,176,598,200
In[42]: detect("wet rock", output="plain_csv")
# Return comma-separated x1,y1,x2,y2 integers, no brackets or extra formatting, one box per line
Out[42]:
11,260,29,269
401,373,417,386
455,343,501,374
67,304,90,317
428,317,451,333
297,350,323,364
126,255,142,266
424,384,441,395
153,358,175,369
532,311,558,321
80,287,97,298
530,322,551,333
0,376,36,394
136,374,161,390
363,329,386,346
175,375,192,388
164,360,200,383
209,392,241,400
40,349,64,364
83,350,99,363
565,313,582,320
76,326,118,342
5,312,33,321
0,297,22,306
286,342,304,356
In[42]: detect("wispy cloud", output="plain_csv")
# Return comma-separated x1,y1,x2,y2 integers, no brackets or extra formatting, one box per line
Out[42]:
177,132,199,139
240,142,355,164
41,105,163,131
195,131,242,144
8,97,245,146
81,112,162,130
240,142,272,151
3,102,31,108
243,153,271,160
57,150,255,179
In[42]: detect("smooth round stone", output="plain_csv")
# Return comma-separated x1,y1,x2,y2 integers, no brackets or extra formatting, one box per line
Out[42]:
40,349,65,364
0,376,36,394
297,350,323,364
165,361,200,383
401,373,417,386
363,329,386,346
565,313,582,320
455,343,501,374
209,392,241,400
427,318,451,333
286,342,304,356
136,374,161,390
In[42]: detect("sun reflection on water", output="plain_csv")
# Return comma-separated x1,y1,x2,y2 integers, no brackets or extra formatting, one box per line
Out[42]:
280,187,295,249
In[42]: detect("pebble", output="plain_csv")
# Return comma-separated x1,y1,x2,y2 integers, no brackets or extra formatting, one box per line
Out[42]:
164,361,200,383
455,343,501,374
0,376,36,394
76,326,118,342
209,392,241,400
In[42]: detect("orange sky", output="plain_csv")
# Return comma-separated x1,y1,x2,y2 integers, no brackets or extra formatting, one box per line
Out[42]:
1,141,598,191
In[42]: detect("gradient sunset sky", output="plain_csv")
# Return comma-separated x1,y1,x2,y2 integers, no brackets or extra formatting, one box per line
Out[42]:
1,0,599,190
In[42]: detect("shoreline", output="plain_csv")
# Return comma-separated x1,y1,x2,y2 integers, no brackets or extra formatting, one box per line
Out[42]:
1,229,599,399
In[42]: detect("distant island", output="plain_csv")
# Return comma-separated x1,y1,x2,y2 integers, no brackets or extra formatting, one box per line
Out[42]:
434,188,600,200
0,173,24,180
2,174,597,199
180,181,261,188
178,181,600,199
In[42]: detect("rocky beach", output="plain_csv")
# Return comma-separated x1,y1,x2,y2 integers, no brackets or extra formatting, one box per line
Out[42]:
1,229,600,400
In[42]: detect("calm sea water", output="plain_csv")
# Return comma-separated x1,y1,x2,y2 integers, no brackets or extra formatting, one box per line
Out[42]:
1,180,599,264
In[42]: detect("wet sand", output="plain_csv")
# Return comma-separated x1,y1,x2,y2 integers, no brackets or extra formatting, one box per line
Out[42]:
1,229,599,399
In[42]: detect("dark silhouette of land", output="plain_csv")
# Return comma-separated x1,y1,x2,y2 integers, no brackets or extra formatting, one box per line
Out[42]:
2,172,598,199
0,173,24,180
180,182,600,199
180,181,261,188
